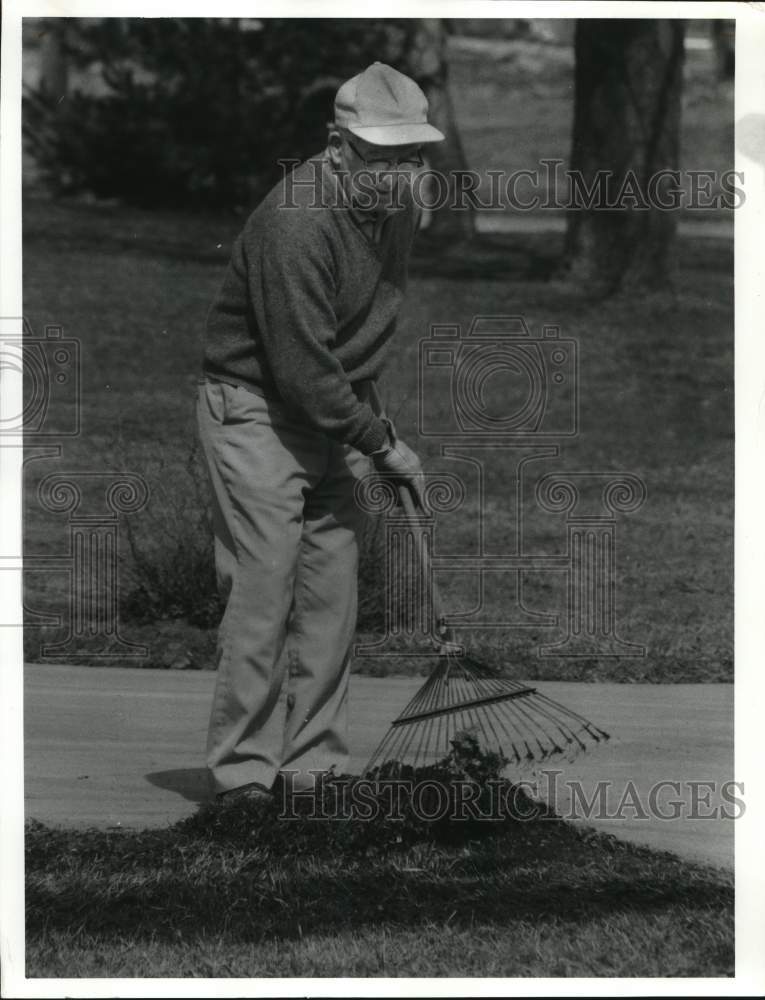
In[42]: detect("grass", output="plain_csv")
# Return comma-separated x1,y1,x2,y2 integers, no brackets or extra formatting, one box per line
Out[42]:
21,200,732,681
18,33,735,982
20,35,733,681
20,221,733,681
25,790,734,978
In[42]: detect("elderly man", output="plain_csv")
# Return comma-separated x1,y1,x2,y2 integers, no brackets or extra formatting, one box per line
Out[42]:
197,62,443,802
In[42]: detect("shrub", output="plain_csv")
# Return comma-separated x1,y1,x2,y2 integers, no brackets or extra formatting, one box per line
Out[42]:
23,18,418,211
119,441,223,628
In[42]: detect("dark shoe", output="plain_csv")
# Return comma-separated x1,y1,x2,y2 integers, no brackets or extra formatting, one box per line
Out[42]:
273,770,357,817
272,771,338,799
216,781,274,805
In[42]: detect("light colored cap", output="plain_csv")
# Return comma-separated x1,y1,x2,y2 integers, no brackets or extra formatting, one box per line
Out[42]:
334,62,445,146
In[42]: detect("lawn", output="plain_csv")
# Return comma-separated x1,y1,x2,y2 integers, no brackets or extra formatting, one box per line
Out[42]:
17,27,735,984
25,791,734,978
20,28,733,684
21,199,733,682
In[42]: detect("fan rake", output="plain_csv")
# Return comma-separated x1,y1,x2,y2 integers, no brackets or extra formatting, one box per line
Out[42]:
363,486,610,778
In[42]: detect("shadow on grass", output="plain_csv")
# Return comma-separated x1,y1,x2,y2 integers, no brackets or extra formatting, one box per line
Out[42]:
23,196,569,280
26,797,733,946
410,229,732,286
409,232,562,283
28,861,732,944
22,195,733,284
22,195,240,265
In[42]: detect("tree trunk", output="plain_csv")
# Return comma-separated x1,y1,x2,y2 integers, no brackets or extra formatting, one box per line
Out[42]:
711,20,734,82
405,19,474,241
563,19,685,295
39,20,69,99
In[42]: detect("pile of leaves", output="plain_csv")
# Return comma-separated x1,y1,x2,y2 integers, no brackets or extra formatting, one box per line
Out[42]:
184,731,555,852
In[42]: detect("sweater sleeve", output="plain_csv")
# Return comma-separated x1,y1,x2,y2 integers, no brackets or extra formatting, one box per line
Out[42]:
244,213,388,454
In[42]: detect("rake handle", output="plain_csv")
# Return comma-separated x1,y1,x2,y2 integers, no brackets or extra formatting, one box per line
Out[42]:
366,381,457,650
397,483,457,648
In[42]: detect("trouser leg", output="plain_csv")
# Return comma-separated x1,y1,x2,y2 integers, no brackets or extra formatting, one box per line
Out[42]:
279,440,369,790
196,380,321,795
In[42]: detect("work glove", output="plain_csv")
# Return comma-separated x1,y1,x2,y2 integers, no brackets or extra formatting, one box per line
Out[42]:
370,417,426,509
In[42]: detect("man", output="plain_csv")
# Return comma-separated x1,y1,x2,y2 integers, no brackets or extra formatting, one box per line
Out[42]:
197,62,444,803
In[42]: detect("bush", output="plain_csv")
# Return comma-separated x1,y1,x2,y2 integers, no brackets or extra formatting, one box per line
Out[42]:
119,441,223,628
23,18,419,211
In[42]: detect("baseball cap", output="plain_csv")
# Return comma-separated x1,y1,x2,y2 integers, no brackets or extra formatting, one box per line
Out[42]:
334,62,445,147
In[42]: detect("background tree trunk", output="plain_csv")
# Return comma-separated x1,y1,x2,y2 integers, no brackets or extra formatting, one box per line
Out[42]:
39,20,69,99
711,20,734,82
404,19,474,241
563,19,686,295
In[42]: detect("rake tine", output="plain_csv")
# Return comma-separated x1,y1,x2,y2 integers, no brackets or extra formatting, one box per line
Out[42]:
412,669,448,768
583,722,610,742
503,692,578,753
469,701,500,757
484,700,531,765
472,696,507,756
514,695,590,752
498,695,558,752
533,690,611,737
488,697,546,766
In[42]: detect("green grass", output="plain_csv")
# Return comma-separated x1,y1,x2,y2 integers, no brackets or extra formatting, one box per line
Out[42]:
19,34,735,981
20,201,733,681
21,37,733,681
25,794,734,977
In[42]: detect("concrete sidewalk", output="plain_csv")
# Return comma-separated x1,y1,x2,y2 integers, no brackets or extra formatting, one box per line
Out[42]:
24,664,734,870
474,211,734,241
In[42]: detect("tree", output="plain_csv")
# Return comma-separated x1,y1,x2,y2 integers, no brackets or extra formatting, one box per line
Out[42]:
711,20,734,82
24,19,292,210
404,19,474,241
38,20,69,99
23,17,472,217
563,19,686,295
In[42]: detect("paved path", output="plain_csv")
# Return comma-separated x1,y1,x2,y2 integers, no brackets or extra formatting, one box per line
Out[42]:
24,664,734,870
473,212,733,241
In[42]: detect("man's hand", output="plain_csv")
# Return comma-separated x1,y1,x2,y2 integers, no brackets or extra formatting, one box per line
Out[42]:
371,421,426,508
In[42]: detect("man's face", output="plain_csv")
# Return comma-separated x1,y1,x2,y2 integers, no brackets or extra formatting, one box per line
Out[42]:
339,131,424,214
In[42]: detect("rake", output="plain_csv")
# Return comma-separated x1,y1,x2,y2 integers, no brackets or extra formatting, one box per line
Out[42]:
363,484,610,778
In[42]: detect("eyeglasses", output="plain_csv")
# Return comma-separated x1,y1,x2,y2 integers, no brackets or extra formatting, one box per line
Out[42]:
345,136,424,171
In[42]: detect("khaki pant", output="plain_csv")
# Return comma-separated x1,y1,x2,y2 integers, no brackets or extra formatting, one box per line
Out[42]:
196,379,369,794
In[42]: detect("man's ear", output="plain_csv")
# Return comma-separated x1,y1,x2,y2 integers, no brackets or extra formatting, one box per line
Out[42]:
327,124,344,168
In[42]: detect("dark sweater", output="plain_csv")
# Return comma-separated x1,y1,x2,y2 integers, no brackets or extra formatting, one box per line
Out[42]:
203,155,419,454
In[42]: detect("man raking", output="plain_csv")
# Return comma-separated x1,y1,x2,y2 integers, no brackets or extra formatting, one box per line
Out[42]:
197,63,444,802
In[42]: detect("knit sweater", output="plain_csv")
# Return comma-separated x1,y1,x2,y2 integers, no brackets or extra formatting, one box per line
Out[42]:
203,155,419,454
